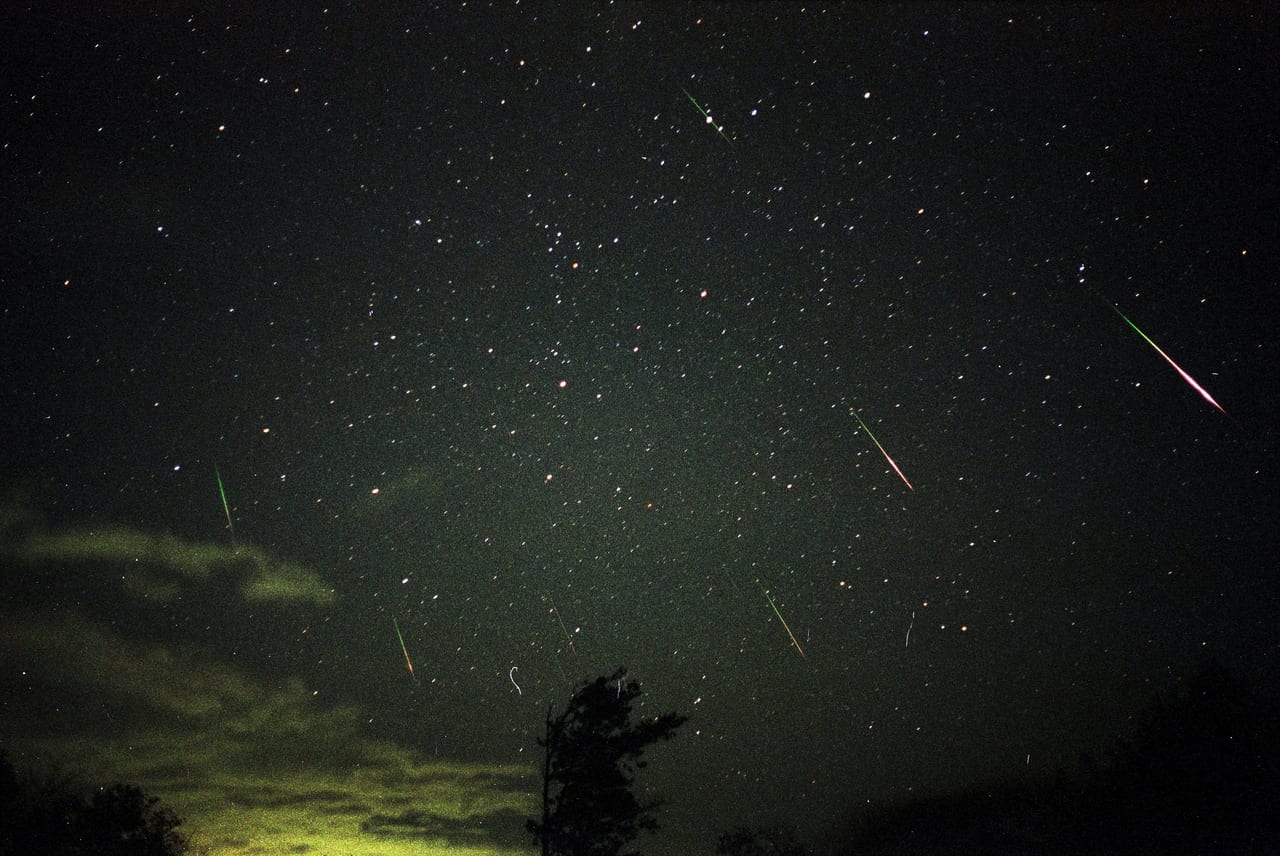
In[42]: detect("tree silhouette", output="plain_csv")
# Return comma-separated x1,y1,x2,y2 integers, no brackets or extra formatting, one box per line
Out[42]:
1079,661,1280,852
836,662,1280,854
527,667,686,856
716,824,811,856
0,751,188,855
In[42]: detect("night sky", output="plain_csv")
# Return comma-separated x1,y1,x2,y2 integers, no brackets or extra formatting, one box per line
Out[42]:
2,4,1277,854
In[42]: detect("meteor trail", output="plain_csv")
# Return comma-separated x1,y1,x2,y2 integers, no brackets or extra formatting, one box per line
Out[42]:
214,466,235,541
759,582,806,659
392,617,415,678
680,86,733,145
849,407,914,490
1109,303,1226,414
548,598,580,661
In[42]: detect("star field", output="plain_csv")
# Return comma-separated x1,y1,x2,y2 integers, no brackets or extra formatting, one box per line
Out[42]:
1,4,1277,854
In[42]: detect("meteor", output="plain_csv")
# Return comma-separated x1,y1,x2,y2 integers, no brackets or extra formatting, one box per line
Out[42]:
680,86,733,145
1109,303,1226,414
392,617,415,678
759,582,806,659
548,598,580,661
214,466,235,541
850,407,914,490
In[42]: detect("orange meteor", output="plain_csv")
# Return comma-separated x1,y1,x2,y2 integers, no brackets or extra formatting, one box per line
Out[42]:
392,617,415,678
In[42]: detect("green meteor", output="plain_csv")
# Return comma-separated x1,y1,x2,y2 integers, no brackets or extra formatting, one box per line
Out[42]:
680,86,733,145
1108,303,1226,414
393,617,415,677
214,465,235,541
758,582,805,659
849,407,914,490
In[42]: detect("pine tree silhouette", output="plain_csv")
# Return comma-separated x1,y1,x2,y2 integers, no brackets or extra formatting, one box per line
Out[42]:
528,668,686,856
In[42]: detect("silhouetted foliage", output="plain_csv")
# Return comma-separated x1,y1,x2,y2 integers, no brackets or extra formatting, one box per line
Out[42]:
0,751,187,856
717,824,811,856
528,667,686,856
1078,661,1280,853
840,783,1068,855
838,663,1280,854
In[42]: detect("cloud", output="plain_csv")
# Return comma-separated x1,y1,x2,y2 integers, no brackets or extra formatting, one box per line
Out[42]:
2,516,334,606
0,607,536,855
0,607,320,732
361,806,532,849
0,506,536,854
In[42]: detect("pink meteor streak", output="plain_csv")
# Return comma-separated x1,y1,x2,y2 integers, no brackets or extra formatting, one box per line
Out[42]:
850,407,914,490
1110,304,1226,415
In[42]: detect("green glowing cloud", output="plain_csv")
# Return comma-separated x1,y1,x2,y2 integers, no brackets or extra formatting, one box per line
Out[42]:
4,518,333,605
0,608,535,856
